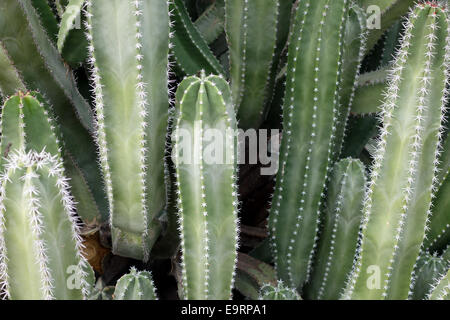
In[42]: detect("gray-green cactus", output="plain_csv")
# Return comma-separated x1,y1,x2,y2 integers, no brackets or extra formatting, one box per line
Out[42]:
86,0,170,260
411,252,449,300
306,158,366,300
0,149,90,299
344,3,450,300
259,280,301,300
173,71,239,300
269,0,359,290
114,267,157,300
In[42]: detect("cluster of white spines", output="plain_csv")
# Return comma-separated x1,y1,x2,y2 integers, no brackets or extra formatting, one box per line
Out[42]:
427,269,450,300
236,0,249,107
270,0,308,283
0,150,89,299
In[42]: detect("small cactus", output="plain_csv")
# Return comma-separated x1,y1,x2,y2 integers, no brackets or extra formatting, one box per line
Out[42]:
259,280,301,300
345,3,450,300
114,267,157,300
173,71,239,300
0,150,90,299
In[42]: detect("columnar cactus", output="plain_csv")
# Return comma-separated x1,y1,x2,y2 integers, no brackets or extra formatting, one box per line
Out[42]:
305,158,366,300
259,280,301,300
269,0,355,290
0,150,90,300
173,71,239,300
86,0,170,260
345,3,450,300
114,267,157,300
225,0,279,129
411,252,449,300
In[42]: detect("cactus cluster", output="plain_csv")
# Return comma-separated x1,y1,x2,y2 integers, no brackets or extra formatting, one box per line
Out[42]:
0,0,448,301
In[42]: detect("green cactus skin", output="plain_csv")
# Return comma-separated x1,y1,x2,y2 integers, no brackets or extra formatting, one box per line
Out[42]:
225,0,279,129
170,0,225,76
345,3,450,300
269,0,351,290
428,268,450,300
305,158,366,300
86,0,170,261
114,267,157,300
424,134,450,253
259,280,301,300
411,252,449,300
0,44,25,98
0,150,90,300
357,0,416,53
352,67,388,115
0,0,108,223
194,0,225,45
331,5,367,162
173,71,239,300
57,0,85,54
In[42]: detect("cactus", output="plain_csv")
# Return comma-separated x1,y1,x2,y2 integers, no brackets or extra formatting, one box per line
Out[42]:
0,0,108,223
269,0,353,290
305,158,366,300
173,71,239,300
259,280,301,300
225,0,279,129
114,267,157,300
428,268,450,300
0,149,90,299
86,0,170,260
411,252,449,300
345,3,449,300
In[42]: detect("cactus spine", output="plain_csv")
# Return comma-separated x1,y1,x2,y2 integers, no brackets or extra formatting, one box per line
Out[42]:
173,72,239,300
345,3,450,300
114,267,157,300
0,149,90,299
86,0,170,260
269,0,351,290
259,281,301,300
306,158,366,300
428,268,450,300
225,0,279,129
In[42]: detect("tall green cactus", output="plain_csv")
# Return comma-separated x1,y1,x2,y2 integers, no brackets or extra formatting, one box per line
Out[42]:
0,149,90,299
345,3,450,300
86,0,170,260
114,267,157,300
305,158,366,300
269,0,354,290
173,71,239,300
225,0,279,129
